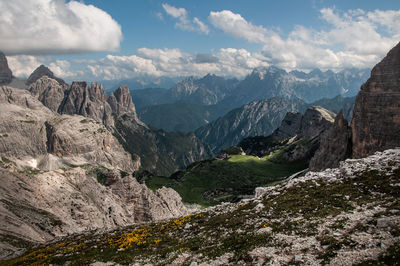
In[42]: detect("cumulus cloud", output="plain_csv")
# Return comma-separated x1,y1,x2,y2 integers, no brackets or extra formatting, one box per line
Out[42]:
0,0,122,55
209,10,269,43
210,8,400,71
162,3,209,34
81,47,270,80
7,55,76,78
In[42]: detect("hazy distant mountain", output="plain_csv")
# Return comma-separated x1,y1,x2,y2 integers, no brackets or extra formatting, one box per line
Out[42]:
195,97,307,152
228,66,368,107
169,74,239,105
138,101,219,132
129,67,368,113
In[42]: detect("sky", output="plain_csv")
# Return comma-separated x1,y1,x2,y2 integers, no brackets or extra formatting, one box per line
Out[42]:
1,0,400,82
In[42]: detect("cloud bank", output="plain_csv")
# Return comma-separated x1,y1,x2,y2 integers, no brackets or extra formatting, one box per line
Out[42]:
0,0,122,55
210,8,400,70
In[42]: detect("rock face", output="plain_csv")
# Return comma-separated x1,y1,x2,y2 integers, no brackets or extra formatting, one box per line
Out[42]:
310,42,400,170
59,81,114,127
0,86,138,172
107,85,138,118
28,76,68,112
309,110,352,171
26,65,66,86
0,86,189,259
0,52,12,85
239,106,335,162
351,41,400,158
195,97,307,152
0,165,188,259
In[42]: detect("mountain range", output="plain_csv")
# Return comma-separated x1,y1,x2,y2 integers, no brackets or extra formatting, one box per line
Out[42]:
132,66,368,111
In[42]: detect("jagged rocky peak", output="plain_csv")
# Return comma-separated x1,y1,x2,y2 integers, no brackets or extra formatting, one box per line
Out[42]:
59,81,113,127
107,85,137,118
28,76,68,112
351,41,400,158
0,51,12,85
309,110,352,171
26,64,66,86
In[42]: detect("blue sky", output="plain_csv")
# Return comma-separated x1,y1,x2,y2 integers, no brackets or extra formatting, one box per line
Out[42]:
1,0,399,81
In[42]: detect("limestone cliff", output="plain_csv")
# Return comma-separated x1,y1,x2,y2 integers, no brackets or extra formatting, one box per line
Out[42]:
310,42,400,170
0,86,189,259
309,110,352,171
351,41,400,158
0,52,12,85
107,85,139,119
59,81,114,127
28,76,68,112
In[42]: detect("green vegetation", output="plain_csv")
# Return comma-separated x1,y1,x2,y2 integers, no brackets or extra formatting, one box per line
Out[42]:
146,153,307,206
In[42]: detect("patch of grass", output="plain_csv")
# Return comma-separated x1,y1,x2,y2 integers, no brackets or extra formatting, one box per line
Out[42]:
80,119,91,124
146,154,307,206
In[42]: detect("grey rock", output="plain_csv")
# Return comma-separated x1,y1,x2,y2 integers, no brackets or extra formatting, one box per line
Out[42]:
107,85,139,119
272,112,303,138
59,81,114,127
0,86,138,173
299,106,335,139
26,65,66,86
0,52,12,85
309,110,352,171
28,76,68,112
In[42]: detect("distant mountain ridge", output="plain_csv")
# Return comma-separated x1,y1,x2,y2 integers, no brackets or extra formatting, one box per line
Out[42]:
131,66,368,111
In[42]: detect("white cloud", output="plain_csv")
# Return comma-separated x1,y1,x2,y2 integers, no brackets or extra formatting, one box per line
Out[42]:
209,8,400,71
0,0,122,55
209,10,269,43
7,55,76,79
162,3,209,34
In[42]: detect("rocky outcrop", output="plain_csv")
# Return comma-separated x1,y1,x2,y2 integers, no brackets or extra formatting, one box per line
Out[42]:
28,76,68,112
195,97,306,152
0,86,189,259
0,52,12,85
26,65,66,86
0,164,188,259
309,110,352,170
299,106,335,139
239,106,335,162
0,86,138,172
351,41,400,158
107,85,138,118
271,112,303,138
58,81,114,127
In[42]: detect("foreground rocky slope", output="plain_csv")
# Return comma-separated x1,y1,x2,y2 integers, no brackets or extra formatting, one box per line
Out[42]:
6,149,400,265
0,85,188,259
